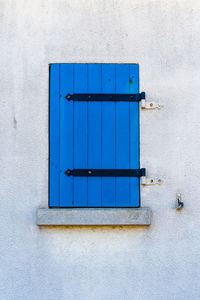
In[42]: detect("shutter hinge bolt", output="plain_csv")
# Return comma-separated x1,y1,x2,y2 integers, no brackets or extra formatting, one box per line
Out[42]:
141,176,163,185
65,94,72,101
141,98,163,110
65,169,72,176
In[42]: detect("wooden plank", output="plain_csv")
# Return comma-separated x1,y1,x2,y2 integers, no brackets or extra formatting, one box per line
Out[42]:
49,64,60,207
129,64,140,207
60,64,74,207
73,64,88,206
87,64,102,206
101,64,116,207
115,64,130,207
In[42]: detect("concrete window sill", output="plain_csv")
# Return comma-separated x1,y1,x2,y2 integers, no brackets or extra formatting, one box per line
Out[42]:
37,208,151,226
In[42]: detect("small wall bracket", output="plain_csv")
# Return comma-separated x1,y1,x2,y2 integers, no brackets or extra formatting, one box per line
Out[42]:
141,176,163,185
141,99,162,110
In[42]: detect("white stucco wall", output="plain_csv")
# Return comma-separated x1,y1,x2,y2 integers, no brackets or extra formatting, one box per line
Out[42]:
1,0,200,299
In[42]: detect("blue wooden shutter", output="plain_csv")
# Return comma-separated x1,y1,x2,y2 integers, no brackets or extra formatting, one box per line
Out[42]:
49,63,140,207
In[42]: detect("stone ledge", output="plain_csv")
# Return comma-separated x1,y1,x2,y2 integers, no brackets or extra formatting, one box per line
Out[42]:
37,208,151,226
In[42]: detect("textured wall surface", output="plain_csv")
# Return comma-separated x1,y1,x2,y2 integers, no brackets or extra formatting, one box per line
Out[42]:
1,0,200,299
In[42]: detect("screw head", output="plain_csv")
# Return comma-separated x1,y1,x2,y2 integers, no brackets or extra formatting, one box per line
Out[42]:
66,169,71,176
88,170,92,174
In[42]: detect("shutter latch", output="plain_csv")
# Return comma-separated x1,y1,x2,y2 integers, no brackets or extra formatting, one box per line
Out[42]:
176,193,184,210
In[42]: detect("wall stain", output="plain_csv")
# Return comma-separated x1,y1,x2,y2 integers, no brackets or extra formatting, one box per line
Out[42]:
13,117,17,129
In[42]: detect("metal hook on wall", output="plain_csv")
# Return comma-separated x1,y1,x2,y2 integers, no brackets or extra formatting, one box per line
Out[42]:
176,193,184,210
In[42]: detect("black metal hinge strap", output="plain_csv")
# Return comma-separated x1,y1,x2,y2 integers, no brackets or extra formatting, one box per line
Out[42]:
65,92,145,102
65,168,146,177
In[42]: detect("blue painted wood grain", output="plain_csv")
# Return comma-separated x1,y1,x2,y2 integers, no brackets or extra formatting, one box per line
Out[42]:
115,64,130,206
87,64,102,206
129,65,140,207
49,64,60,207
101,64,116,207
49,63,140,207
60,64,74,206
73,64,88,206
